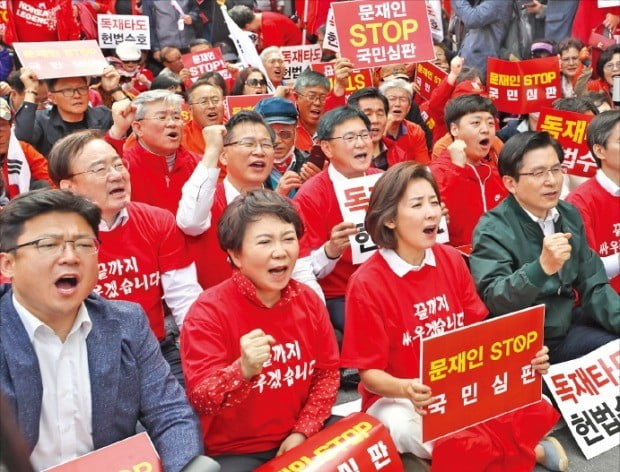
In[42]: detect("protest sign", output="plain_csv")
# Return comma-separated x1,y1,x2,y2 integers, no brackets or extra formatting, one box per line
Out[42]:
225,94,273,117
281,44,322,81
537,107,597,178
0,1,7,38
13,40,108,79
182,47,231,82
414,61,447,101
310,63,373,101
335,173,383,264
323,4,339,53
421,304,545,442
256,412,403,472
98,14,150,50
544,341,620,459
487,56,561,114
333,0,435,69
43,432,161,471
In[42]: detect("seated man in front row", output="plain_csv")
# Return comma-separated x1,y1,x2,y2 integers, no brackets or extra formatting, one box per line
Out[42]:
471,131,619,365
0,190,204,471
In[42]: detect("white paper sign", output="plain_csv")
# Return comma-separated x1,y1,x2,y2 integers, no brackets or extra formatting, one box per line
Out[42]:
597,0,619,7
335,173,383,264
280,44,322,81
97,14,150,50
322,5,339,53
543,340,620,460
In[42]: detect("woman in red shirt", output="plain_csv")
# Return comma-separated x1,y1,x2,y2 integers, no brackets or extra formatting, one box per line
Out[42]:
340,162,567,472
181,189,339,471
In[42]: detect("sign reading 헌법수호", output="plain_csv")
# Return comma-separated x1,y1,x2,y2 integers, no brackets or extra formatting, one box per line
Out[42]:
97,14,150,49
334,172,383,265
544,341,620,459
420,304,545,442
256,412,403,472
182,47,232,82
486,56,561,114
310,62,373,101
536,107,597,178
43,432,161,471
332,0,435,69
414,61,447,101
280,44,322,81
13,40,108,80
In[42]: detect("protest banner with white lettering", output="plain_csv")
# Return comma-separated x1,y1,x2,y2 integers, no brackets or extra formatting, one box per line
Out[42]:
536,107,597,178
43,432,161,471
13,40,108,79
414,61,447,101
333,0,435,69
256,412,402,472
487,56,561,114
226,94,273,117
98,14,150,50
421,304,545,442
335,172,383,264
544,341,620,459
182,47,231,82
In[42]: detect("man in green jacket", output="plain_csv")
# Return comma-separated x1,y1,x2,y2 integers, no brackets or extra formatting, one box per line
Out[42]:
471,131,619,364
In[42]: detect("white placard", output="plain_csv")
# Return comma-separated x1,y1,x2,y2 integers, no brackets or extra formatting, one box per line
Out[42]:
97,14,150,50
322,5,339,53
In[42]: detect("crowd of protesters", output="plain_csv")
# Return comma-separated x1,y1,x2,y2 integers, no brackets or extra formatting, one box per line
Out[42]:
0,0,619,471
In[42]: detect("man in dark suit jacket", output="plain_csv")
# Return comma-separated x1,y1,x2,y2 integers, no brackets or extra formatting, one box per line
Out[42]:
0,189,204,472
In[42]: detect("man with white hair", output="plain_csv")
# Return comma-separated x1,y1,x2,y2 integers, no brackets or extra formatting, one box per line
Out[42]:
260,46,286,87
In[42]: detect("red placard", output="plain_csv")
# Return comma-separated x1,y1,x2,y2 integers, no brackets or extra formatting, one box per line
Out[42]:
332,0,435,69
421,305,545,442
225,93,273,117
256,412,403,472
13,40,108,80
310,62,373,101
536,107,597,178
43,433,161,472
182,47,232,82
414,61,447,101
486,56,561,114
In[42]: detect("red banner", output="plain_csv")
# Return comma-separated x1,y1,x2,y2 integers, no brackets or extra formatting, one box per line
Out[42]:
43,433,161,472
536,107,597,178
225,93,273,117
332,0,435,69
182,47,231,83
486,57,561,114
414,61,447,101
13,40,108,80
256,412,403,472
310,63,373,101
421,305,545,442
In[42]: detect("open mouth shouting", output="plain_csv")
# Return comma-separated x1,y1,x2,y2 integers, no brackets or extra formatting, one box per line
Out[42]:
55,273,80,296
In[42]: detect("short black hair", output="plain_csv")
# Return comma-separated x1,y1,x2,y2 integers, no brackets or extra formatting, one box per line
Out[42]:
150,74,185,94
228,5,256,29
587,110,620,168
7,71,25,94
348,87,389,114
445,94,497,132
0,189,101,252
557,37,584,55
48,130,105,185
218,189,304,260
224,110,275,144
553,97,599,115
596,44,620,83
46,76,87,91
316,106,371,141
197,71,228,96
498,131,564,180
187,79,224,100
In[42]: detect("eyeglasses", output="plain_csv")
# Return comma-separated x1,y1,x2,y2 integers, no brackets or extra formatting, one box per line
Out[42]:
189,96,222,106
5,237,100,256
68,159,129,179
122,59,140,64
386,96,410,104
164,55,182,63
297,92,327,103
560,56,580,64
603,61,620,71
137,113,183,123
223,138,274,150
517,165,566,181
50,86,89,97
325,131,371,144
246,78,267,87
274,129,294,139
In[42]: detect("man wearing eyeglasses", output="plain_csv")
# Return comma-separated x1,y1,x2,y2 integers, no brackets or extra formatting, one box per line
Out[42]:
13,67,126,157
471,131,619,365
0,189,205,472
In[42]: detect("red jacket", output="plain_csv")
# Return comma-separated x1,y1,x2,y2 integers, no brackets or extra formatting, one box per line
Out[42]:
384,119,430,165
259,11,302,50
4,0,79,46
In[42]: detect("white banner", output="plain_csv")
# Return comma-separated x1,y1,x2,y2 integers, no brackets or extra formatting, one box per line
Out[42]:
322,5,339,53
543,340,620,460
97,14,150,50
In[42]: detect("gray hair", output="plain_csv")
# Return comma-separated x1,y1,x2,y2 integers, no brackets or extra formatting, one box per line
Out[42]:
379,79,413,101
133,90,184,120
260,46,284,61
294,70,330,93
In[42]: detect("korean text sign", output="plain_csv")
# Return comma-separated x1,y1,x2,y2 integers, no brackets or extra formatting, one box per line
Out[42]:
414,61,447,101
43,432,161,471
182,47,231,82
332,0,435,69
334,172,383,265
544,341,620,460
486,57,561,114
225,94,273,117
13,40,108,80
280,44,323,81
256,412,403,472
536,107,597,178
97,14,150,49
420,304,545,442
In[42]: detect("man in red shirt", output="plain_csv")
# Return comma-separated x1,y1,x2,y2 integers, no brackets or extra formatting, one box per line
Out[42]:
228,5,302,50
49,130,202,386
